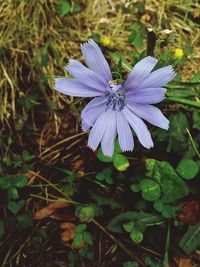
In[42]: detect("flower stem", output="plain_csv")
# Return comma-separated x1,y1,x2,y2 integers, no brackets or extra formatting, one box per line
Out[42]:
166,97,200,108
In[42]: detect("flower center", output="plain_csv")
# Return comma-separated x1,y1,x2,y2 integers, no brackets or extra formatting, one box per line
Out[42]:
105,80,126,112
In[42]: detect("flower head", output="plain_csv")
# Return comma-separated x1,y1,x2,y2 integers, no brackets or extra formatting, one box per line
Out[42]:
55,39,175,157
174,48,184,59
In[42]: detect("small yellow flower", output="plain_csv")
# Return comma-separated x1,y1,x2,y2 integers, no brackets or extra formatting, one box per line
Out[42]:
141,13,151,22
174,48,184,58
101,36,111,47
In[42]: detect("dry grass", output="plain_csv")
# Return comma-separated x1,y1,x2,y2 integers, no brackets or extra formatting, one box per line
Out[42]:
0,0,199,124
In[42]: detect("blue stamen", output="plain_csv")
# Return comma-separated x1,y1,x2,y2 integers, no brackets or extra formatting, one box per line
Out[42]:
105,81,126,112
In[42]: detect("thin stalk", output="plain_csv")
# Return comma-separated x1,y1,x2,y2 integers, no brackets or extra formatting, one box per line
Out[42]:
186,128,200,158
163,222,170,267
92,219,145,267
39,131,87,157
166,97,200,108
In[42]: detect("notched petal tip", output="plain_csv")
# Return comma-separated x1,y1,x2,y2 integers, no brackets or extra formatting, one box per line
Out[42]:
146,56,158,64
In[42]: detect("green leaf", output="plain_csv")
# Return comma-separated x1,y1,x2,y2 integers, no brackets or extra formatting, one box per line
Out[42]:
107,211,163,233
14,175,28,188
7,200,25,214
130,184,141,192
113,154,129,171
22,150,35,161
17,211,33,228
73,233,84,247
169,112,189,140
123,221,135,233
193,111,200,130
146,159,188,202
154,200,175,218
114,139,122,153
90,193,121,210
130,228,143,243
139,179,161,201
73,2,80,12
75,205,101,222
96,168,113,184
8,187,19,200
76,224,87,233
109,52,132,72
0,175,13,190
83,231,93,245
133,34,143,48
57,0,71,16
179,223,200,254
0,220,5,238
97,148,113,162
166,88,198,98
176,159,199,180
62,184,74,196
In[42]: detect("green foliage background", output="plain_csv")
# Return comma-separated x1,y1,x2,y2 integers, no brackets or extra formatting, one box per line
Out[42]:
0,0,200,266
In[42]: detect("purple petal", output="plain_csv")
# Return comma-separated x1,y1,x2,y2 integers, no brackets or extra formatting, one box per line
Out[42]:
101,110,117,156
123,107,154,149
81,97,106,131
127,87,167,104
81,39,112,82
67,59,107,91
55,78,103,97
87,110,109,152
117,112,134,152
127,102,169,130
137,65,176,89
124,56,158,91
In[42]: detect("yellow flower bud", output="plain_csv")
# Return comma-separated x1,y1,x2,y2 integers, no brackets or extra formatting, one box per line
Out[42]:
141,13,151,22
101,36,111,47
174,48,184,58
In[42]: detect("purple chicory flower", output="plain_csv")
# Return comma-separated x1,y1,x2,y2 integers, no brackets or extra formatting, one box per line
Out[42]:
55,39,175,157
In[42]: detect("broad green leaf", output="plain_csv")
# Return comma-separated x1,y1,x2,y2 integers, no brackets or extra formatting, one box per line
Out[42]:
62,184,74,196
146,159,188,202
154,200,175,218
139,179,161,201
0,220,5,238
176,159,199,180
114,139,122,154
14,175,28,188
76,224,87,233
75,205,100,222
130,228,143,243
8,187,19,200
0,175,13,190
97,148,113,162
7,200,25,214
179,223,200,254
57,0,71,16
17,211,33,228
133,34,143,48
130,184,141,192
22,150,35,161
123,221,135,233
113,154,129,171
96,168,112,181
83,231,93,245
73,233,84,247
169,112,189,141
